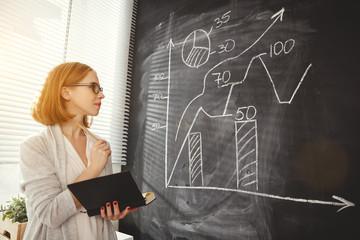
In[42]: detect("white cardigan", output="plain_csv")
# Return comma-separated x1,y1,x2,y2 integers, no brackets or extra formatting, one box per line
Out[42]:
19,124,116,240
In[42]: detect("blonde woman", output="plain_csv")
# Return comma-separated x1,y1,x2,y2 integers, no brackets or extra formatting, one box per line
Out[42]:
20,62,136,240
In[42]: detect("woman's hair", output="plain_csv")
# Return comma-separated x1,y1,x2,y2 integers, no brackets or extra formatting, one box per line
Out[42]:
32,62,93,127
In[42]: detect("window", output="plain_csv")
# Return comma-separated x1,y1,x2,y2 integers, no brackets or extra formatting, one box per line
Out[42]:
0,0,134,203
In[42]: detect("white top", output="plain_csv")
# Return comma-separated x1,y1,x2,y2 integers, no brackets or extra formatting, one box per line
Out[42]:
64,133,105,240
20,124,116,240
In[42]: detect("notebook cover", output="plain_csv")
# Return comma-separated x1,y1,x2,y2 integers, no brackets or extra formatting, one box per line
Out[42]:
68,171,145,217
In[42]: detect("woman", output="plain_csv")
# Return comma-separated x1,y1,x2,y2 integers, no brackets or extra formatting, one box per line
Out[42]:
19,62,136,240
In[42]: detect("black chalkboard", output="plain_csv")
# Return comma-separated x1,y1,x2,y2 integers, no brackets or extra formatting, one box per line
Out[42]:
121,0,360,239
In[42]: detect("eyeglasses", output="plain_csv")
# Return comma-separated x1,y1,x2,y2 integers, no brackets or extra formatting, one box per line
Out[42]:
67,82,103,94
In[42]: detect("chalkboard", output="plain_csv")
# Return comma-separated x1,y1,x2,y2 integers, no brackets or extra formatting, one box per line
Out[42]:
121,0,360,239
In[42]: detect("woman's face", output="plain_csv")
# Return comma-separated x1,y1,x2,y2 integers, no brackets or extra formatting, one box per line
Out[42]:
66,70,105,117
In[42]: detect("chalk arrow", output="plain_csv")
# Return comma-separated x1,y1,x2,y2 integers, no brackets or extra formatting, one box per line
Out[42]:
168,186,356,212
271,7,284,21
287,194,356,213
167,38,175,49
241,7,285,55
332,195,356,212
165,38,175,186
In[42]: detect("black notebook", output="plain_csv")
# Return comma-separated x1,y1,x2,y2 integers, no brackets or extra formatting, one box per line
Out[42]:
68,171,155,217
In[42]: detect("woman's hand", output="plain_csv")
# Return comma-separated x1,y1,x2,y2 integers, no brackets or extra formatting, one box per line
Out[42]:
72,140,111,208
89,140,111,172
100,201,138,220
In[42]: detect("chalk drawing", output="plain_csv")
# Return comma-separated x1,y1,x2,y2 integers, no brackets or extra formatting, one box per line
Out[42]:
161,8,354,212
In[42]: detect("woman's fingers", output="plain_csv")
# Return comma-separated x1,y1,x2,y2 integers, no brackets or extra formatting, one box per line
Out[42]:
94,139,105,147
100,206,106,218
112,201,120,219
105,202,113,219
97,141,111,156
128,207,139,213
100,203,138,220
89,140,111,171
119,207,131,219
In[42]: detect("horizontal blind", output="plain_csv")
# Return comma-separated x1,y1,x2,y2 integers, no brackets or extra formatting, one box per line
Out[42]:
0,0,134,164
0,0,69,163
65,0,134,164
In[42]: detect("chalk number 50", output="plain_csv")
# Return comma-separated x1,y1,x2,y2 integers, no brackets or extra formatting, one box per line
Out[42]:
235,106,257,120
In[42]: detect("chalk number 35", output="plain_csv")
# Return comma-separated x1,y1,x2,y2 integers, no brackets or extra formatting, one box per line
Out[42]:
214,10,231,29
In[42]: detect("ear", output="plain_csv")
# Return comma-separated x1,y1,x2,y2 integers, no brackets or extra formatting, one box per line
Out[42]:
61,86,71,101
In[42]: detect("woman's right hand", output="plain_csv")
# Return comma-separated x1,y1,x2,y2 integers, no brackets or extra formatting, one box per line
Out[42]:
72,139,111,208
89,140,111,172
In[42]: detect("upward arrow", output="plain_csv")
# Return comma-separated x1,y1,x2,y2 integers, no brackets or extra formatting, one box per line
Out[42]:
167,38,175,49
271,7,285,21
165,38,175,187
241,7,285,55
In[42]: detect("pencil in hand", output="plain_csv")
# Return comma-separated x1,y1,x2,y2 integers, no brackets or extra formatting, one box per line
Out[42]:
76,122,99,141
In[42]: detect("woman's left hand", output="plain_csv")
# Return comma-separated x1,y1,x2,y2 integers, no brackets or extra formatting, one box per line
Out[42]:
100,201,138,220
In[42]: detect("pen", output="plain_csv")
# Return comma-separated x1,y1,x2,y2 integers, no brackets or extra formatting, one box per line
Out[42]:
76,122,99,141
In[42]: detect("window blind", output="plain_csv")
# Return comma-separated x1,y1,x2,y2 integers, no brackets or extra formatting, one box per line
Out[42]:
0,0,134,164
0,0,69,163
64,0,134,164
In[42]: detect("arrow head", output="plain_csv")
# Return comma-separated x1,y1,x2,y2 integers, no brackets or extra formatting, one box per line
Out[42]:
332,195,355,212
271,7,285,21
167,38,175,49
